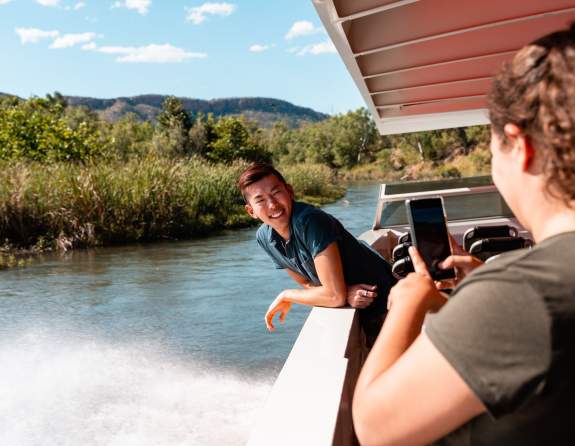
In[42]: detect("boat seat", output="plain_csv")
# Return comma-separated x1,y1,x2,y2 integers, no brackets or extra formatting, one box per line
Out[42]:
392,241,411,263
398,232,411,244
391,223,531,276
468,236,533,261
463,225,518,252
391,256,414,277
391,232,412,276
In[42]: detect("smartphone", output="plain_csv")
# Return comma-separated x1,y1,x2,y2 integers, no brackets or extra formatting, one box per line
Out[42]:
405,197,455,280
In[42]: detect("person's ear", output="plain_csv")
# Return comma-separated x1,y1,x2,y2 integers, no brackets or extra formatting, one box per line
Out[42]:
519,136,536,171
503,123,535,171
287,184,295,200
245,203,258,220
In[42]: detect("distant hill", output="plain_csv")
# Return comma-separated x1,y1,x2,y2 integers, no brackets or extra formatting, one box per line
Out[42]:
0,92,329,128
62,94,329,129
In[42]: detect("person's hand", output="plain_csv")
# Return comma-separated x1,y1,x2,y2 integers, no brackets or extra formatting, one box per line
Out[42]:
264,291,292,332
434,234,483,289
347,284,377,309
387,247,447,313
439,255,483,281
438,235,484,284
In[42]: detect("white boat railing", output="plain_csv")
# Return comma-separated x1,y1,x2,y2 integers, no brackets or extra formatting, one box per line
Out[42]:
247,306,364,446
379,184,498,201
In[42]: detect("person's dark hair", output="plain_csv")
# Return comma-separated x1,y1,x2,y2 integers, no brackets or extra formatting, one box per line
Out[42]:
488,23,575,204
237,163,288,201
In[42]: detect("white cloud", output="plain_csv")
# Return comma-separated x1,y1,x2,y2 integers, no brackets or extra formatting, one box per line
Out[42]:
249,43,273,53
82,41,96,50
185,2,236,25
50,32,97,48
0,0,13,5
112,0,151,15
15,27,60,44
295,40,336,56
285,20,323,40
63,1,85,10
36,0,60,6
85,43,207,63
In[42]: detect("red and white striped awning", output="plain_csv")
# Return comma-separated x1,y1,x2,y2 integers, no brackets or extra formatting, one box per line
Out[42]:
313,0,575,134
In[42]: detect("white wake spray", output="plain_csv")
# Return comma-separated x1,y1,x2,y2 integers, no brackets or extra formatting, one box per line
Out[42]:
0,330,271,446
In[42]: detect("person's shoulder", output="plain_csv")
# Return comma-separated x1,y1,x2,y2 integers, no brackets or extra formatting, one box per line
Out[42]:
464,249,524,277
446,246,550,320
460,244,540,285
463,233,575,287
292,201,334,226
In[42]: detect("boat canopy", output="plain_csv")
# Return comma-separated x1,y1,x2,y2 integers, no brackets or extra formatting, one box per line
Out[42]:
313,0,575,135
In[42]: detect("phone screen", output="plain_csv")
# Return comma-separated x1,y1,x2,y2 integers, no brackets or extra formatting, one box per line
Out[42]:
406,198,455,280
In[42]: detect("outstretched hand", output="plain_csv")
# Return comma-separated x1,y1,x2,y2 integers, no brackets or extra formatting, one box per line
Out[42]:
265,291,292,332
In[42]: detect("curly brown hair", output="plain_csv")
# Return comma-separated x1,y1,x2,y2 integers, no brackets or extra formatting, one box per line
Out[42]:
488,23,575,204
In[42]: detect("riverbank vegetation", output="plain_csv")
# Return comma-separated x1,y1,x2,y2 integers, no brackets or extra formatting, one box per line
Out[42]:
269,109,491,181
0,93,489,255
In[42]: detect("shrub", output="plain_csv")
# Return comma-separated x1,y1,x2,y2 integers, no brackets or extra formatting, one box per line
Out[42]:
0,98,105,162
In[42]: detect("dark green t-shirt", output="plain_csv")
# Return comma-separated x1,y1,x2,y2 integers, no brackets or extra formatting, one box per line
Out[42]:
427,232,575,445
256,201,396,304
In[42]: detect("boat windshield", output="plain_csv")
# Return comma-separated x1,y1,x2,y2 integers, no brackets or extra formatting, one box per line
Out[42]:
376,176,514,228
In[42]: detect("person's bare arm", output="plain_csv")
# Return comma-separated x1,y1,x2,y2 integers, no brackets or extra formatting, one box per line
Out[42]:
354,334,486,446
353,247,486,446
265,241,347,331
285,267,377,307
285,269,313,288
266,242,379,330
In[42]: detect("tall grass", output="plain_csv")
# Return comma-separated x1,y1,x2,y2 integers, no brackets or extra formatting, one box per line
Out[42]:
281,163,345,206
0,157,344,251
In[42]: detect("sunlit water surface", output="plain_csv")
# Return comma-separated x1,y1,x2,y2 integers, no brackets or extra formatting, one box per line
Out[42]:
0,183,379,445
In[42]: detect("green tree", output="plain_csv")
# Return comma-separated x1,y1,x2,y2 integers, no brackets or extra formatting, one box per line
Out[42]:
465,125,490,148
328,108,379,168
266,120,292,163
105,113,154,159
156,96,192,156
205,116,271,163
157,96,192,131
0,98,104,162
46,91,68,111
187,113,218,157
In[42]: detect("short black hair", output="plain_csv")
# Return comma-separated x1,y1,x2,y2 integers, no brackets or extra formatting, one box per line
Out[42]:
237,163,288,201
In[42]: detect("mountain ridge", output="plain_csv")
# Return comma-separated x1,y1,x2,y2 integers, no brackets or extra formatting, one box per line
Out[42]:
0,93,330,128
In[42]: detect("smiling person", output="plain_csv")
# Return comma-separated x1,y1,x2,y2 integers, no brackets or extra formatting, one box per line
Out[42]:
238,163,396,343
352,25,575,446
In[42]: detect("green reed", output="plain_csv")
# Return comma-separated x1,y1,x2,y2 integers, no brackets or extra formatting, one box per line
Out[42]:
0,157,343,251
282,163,345,206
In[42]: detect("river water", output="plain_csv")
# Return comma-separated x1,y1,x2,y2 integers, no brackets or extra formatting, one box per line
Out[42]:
0,183,380,446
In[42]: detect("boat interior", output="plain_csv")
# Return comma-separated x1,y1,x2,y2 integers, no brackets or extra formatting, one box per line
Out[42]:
362,176,533,270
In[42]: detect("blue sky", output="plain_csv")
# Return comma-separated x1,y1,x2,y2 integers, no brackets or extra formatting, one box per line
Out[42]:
0,0,365,114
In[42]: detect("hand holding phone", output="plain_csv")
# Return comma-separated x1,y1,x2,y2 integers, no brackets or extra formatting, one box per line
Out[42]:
405,197,456,281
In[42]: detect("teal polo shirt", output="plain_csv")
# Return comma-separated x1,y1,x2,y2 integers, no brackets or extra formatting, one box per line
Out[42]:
256,201,396,302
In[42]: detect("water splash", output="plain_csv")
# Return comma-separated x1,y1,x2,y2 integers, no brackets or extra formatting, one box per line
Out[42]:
0,330,271,446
